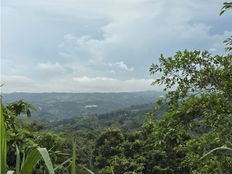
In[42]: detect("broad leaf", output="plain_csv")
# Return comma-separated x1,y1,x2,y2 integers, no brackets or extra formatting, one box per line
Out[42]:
20,148,54,174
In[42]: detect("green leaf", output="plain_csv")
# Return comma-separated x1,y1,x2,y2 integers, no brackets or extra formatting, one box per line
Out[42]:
54,158,71,171
16,145,20,174
71,140,76,174
199,146,232,161
1,97,7,174
83,166,95,174
20,148,54,174
21,152,25,170
216,161,223,174
220,2,232,15
111,166,115,174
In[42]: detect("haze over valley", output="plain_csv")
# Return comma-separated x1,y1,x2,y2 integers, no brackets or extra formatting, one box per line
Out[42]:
3,91,162,121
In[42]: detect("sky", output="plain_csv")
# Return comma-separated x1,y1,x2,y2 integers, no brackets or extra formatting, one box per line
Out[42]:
1,0,231,93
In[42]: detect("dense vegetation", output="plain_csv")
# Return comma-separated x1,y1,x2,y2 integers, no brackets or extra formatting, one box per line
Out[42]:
1,2,232,174
47,103,167,132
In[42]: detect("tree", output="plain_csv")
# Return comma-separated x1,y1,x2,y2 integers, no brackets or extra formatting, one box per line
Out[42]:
220,2,232,15
148,4,232,172
93,128,125,172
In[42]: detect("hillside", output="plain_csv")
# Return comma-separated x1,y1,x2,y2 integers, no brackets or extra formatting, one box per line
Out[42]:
2,91,163,121
47,103,167,132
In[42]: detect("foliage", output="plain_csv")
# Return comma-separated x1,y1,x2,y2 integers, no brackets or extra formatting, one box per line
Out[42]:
20,147,55,174
148,22,232,172
71,140,77,174
224,36,232,52
220,2,232,15
1,97,7,174
221,2,232,52
1,99,57,174
49,104,162,133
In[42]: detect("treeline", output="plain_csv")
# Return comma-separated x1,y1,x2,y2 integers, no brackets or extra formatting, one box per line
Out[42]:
47,103,166,132
3,91,161,121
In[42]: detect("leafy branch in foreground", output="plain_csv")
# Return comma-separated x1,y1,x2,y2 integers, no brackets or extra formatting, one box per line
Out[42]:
199,146,232,161
220,2,232,15
149,14,232,171
1,98,55,174
19,147,55,174
1,97,7,174
150,50,232,106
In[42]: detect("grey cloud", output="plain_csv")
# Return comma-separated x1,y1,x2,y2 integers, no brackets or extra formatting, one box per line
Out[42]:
2,0,231,92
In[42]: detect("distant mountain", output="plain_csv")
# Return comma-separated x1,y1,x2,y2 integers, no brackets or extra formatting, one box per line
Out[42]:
48,103,167,132
2,91,163,121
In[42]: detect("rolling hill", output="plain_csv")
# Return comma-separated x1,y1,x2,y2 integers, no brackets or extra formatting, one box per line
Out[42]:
2,91,163,121
47,103,166,132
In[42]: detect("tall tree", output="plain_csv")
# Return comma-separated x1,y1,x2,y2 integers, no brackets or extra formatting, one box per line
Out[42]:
148,3,232,172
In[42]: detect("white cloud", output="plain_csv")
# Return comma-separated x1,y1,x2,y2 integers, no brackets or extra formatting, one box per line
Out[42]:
71,76,156,92
1,75,33,83
115,61,134,72
1,75,161,93
108,61,134,72
53,76,161,92
1,75,38,92
37,62,64,72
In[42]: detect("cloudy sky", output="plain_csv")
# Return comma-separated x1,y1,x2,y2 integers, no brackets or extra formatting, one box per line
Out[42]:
1,0,231,92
